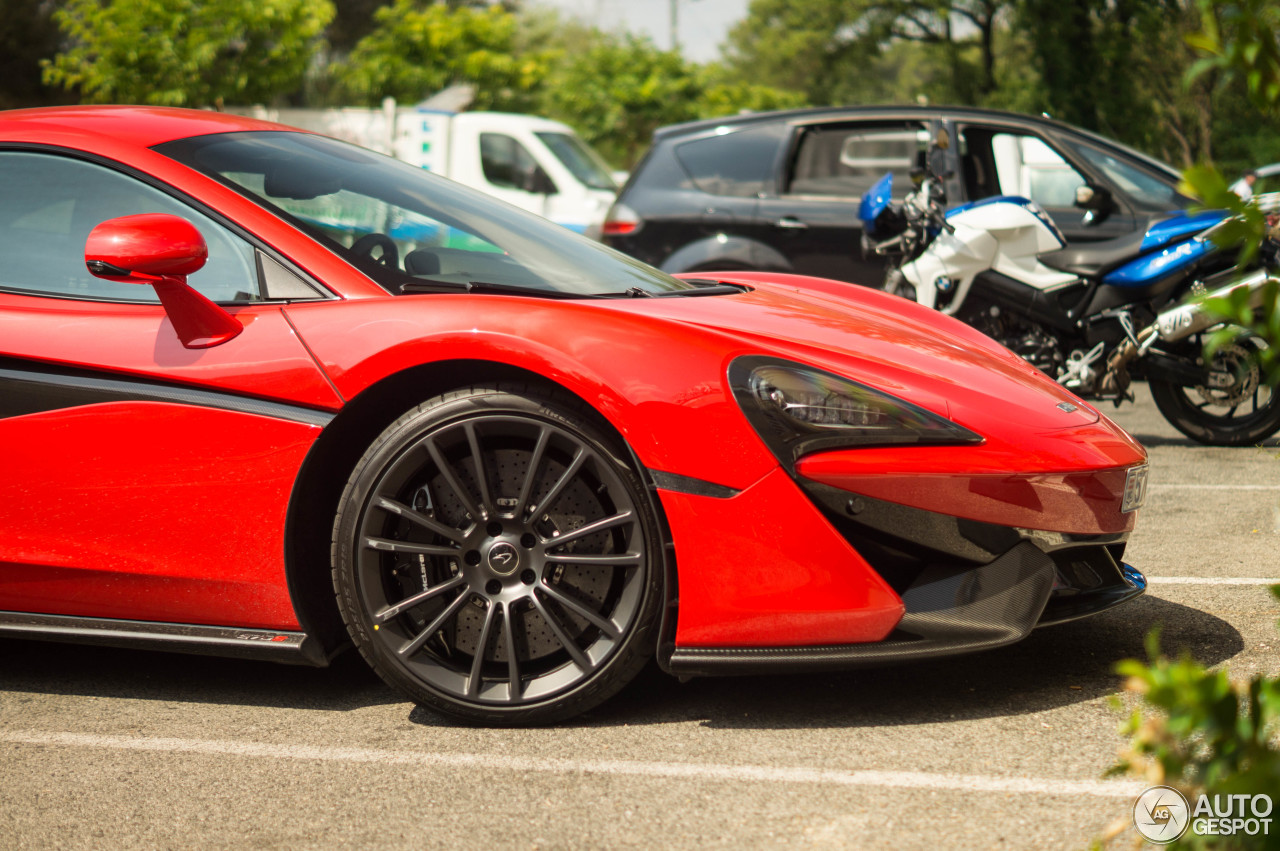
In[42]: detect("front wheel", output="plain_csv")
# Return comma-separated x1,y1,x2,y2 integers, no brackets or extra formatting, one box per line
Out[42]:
331,384,664,725
1149,335,1280,446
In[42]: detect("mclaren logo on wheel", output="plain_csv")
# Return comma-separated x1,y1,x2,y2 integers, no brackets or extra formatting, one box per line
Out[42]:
486,542,520,575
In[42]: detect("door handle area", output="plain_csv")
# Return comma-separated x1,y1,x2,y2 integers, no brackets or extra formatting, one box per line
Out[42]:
775,217,808,230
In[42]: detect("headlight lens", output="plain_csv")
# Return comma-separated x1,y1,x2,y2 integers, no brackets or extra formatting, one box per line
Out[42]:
729,356,983,466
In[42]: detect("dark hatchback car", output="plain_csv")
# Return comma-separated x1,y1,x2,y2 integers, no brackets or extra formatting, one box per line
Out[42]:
603,106,1192,286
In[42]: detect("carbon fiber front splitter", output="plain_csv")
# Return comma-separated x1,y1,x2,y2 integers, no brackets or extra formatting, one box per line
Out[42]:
666,541,1146,677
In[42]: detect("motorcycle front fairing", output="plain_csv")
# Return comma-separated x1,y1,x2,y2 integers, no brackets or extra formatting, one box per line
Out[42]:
900,201,1074,313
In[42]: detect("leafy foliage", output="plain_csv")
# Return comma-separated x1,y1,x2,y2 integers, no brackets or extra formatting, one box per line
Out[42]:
535,34,701,166
1177,0,1280,383
722,0,1008,106
24,0,1280,176
1108,597,1280,849
337,1,547,111
537,31,804,167
43,0,333,107
1185,0,1280,114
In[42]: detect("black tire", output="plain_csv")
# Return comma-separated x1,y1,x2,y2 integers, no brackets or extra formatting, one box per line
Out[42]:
331,384,664,725
1149,335,1280,446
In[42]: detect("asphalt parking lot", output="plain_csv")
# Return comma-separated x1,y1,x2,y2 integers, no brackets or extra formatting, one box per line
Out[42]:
2,383,1278,850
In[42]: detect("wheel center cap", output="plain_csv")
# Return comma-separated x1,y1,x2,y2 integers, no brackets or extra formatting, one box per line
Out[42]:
486,542,520,576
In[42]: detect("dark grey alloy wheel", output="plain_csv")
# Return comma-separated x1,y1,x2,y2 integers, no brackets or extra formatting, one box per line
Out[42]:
332,385,663,725
1149,333,1280,446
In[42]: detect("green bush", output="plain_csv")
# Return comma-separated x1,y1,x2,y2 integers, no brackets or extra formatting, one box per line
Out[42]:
1107,587,1280,849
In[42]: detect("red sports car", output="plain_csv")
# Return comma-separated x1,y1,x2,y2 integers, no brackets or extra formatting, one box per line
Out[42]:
0,107,1148,724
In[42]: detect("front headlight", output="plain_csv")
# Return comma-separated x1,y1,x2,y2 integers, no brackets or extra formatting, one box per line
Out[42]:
729,356,983,466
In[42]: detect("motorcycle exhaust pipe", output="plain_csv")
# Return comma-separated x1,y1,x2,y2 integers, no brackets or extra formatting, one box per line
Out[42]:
1100,270,1274,395
1148,269,1273,345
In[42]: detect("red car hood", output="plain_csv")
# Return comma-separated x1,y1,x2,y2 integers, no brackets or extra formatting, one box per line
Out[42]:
599,272,1105,436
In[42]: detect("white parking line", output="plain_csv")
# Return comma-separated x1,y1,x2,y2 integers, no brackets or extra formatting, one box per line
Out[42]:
1,730,1144,799
1146,577,1280,585
1150,484,1280,490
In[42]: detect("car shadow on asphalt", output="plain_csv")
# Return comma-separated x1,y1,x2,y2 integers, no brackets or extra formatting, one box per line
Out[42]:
0,594,1243,728
568,594,1245,730
1128,431,1280,449
0,637,401,711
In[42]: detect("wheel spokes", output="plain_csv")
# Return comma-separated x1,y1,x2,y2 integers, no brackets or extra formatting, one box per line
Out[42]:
544,551,643,566
503,602,523,700
374,574,467,624
374,497,467,545
398,590,473,658
530,592,593,672
355,409,650,710
538,583,621,640
466,600,500,699
423,435,487,523
365,536,459,557
463,422,495,519
513,426,551,520
543,510,635,548
528,446,586,517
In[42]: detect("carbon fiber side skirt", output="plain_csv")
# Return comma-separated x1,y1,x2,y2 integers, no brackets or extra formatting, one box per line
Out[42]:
0,611,328,666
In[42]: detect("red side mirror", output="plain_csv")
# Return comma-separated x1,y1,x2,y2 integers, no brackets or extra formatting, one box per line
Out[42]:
85,213,209,279
85,214,242,349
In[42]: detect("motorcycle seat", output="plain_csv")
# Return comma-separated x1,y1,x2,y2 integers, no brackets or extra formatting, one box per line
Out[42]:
1038,229,1149,277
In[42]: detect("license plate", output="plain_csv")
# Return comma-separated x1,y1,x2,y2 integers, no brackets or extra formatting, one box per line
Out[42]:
1121,464,1149,513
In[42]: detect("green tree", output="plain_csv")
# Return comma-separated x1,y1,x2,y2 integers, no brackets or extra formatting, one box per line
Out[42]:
534,28,804,168
536,33,704,167
724,0,1012,106
0,0,68,108
43,0,333,107
1017,0,1212,165
1178,0,1280,377
694,72,810,124
337,1,547,111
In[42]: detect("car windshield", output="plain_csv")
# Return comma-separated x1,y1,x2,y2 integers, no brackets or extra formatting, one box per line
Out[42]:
535,131,618,192
156,131,686,296
1067,142,1191,210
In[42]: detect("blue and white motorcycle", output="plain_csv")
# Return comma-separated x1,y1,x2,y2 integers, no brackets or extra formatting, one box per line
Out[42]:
860,167,1280,446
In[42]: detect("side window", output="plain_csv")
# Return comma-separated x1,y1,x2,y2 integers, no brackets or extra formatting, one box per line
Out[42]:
786,122,928,199
961,129,1086,208
674,123,785,198
479,133,554,192
0,151,261,302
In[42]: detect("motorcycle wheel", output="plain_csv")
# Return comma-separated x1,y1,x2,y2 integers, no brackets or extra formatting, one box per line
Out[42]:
1149,334,1280,446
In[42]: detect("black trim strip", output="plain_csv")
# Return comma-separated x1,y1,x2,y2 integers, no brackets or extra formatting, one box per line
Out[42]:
0,611,328,666
0,356,334,427
649,469,740,499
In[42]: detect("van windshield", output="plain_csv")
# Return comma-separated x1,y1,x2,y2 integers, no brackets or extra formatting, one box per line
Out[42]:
156,130,688,296
536,132,618,192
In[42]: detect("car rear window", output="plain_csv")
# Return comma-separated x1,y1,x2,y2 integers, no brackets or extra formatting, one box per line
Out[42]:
788,122,929,199
673,124,784,198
